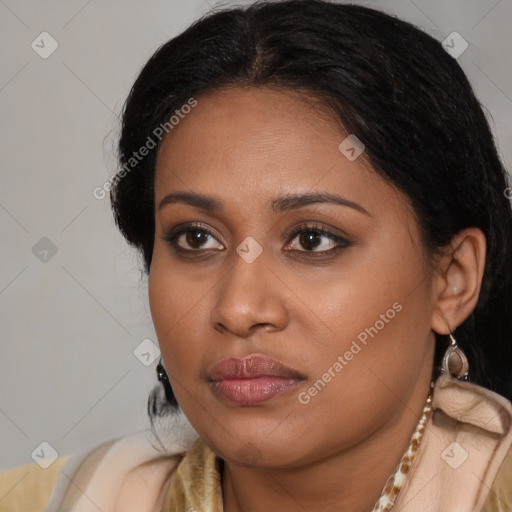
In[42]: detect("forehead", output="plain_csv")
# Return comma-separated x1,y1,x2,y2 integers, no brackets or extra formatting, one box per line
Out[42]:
154,86,400,216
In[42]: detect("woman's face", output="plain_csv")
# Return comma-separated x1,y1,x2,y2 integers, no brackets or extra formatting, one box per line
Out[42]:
149,86,437,467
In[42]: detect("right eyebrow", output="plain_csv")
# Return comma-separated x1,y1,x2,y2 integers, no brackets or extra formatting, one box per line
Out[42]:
158,190,371,217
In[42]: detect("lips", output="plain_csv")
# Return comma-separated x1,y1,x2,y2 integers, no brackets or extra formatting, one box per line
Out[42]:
208,354,305,381
208,354,305,406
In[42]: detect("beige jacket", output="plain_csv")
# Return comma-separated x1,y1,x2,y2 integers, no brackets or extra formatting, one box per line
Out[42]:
1,373,511,511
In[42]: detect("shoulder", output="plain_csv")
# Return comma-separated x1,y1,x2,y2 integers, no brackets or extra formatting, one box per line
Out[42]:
0,428,198,512
482,442,512,511
0,455,72,512
1,410,200,512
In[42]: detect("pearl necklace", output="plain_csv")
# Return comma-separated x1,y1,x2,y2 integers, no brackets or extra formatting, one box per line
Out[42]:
372,381,435,512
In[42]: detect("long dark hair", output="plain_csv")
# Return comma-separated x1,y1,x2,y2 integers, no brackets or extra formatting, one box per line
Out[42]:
110,0,512,426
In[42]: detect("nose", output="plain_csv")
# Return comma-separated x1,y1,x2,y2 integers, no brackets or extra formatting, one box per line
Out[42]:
210,249,289,338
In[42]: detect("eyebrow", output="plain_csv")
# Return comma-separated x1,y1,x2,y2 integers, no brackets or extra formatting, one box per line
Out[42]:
158,191,371,216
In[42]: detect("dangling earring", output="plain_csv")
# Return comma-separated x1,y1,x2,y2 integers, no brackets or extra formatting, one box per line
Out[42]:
157,358,169,384
442,332,469,380
156,358,176,404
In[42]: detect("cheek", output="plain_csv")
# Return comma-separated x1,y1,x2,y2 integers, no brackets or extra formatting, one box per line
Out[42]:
148,253,204,375
305,280,430,383
291,268,433,457
308,229,433,379
148,243,209,333
315,235,428,331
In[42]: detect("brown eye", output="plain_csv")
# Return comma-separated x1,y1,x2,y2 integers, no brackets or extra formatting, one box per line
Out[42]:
163,222,224,252
297,231,326,251
285,222,351,256
184,229,210,249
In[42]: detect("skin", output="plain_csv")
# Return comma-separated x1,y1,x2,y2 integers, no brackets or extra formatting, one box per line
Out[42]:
148,86,486,512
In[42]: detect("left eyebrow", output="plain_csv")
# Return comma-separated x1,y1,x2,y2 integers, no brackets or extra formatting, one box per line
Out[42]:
271,192,371,217
158,191,371,217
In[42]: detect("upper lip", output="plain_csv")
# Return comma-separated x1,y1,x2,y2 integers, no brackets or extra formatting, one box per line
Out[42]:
208,354,305,381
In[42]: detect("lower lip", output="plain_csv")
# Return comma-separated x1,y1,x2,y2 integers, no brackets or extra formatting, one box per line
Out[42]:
211,376,303,405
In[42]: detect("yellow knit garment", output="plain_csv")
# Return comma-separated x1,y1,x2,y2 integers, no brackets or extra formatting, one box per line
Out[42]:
162,437,223,511
161,437,512,512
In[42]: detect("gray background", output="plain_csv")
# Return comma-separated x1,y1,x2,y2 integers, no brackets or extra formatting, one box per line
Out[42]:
1,0,511,470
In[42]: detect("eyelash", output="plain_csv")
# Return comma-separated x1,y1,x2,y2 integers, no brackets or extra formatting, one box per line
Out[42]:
162,221,351,258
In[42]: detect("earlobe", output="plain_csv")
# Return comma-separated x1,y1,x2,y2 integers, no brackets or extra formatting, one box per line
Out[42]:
431,227,487,335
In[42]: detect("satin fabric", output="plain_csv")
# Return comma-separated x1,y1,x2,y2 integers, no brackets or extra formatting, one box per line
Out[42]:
164,374,512,511
1,372,511,511
162,435,512,512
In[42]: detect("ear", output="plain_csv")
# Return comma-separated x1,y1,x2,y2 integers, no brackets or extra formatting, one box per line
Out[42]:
431,227,487,334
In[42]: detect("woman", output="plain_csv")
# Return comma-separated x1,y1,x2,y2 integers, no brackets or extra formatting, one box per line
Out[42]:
1,0,512,510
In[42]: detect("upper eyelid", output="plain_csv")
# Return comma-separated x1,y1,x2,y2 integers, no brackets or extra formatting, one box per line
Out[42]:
289,221,346,238
165,222,348,248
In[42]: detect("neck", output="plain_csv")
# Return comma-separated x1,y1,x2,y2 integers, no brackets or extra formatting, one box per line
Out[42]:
221,371,433,512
